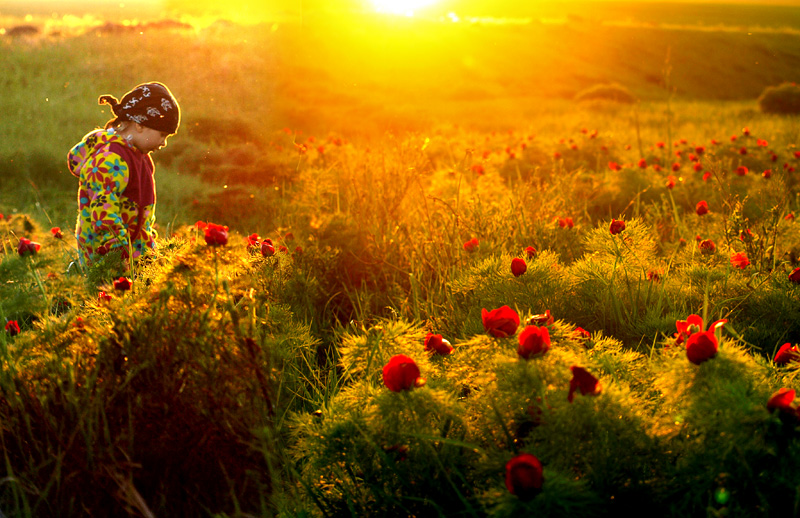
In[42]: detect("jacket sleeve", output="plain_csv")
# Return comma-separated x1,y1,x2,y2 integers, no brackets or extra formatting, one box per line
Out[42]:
77,146,132,251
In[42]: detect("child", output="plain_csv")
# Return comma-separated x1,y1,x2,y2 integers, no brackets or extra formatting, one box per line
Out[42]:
67,82,180,268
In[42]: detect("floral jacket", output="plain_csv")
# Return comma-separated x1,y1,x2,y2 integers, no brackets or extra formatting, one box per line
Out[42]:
67,128,158,265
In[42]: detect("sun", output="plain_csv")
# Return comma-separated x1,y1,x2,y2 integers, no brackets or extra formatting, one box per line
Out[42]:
370,0,438,16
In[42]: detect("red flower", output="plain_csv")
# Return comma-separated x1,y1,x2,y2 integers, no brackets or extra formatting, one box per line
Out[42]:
671,162,681,172
757,139,768,147
524,246,537,259
98,291,112,302
424,333,453,356
786,213,795,221
695,200,709,216
471,164,485,175
795,151,800,159
50,227,63,239
695,146,705,155
382,354,424,392
553,151,561,159
647,271,661,283
693,162,703,172
463,237,479,252
609,219,626,235
739,147,747,155
511,257,527,277
574,327,591,341
674,314,726,347
767,388,796,414
789,267,800,284
204,223,229,246
17,238,41,257
568,366,601,402
735,166,748,176
686,329,718,364
762,169,772,178
702,171,712,182
699,239,716,254
261,239,275,257
5,320,20,336
279,245,288,253
558,217,574,229
774,343,800,365
481,305,520,338
517,326,550,359
195,221,207,230
742,127,750,136
666,175,677,189
528,309,554,326
730,252,749,269
608,161,622,171
638,158,647,169
505,453,543,501
246,233,261,247
113,277,132,291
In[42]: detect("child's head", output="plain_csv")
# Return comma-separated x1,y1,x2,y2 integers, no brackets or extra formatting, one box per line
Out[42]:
99,82,180,135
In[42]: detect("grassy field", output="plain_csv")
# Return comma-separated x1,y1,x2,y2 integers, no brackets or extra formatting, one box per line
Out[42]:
1,2,800,517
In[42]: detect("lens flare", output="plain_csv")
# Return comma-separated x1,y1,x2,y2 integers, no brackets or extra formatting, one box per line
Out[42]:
371,0,437,16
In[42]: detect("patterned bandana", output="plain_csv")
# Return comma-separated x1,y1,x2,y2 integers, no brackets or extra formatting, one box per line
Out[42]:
98,82,180,134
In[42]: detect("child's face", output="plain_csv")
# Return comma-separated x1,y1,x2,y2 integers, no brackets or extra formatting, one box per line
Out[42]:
132,125,172,154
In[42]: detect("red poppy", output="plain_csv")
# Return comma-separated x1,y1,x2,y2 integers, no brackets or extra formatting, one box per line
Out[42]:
471,164,485,175
686,330,718,364
505,453,543,501
568,366,601,402
789,267,800,284
757,139,768,147
517,325,550,359
113,277,132,291
762,169,772,178
695,200,709,216
17,237,41,257
730,252,749,269
50,227,63,239
246,233,261,247
695,146,705,155
481,305,520,338
524,246,537,259
424,333,453,356
774,343,800,365
786,213,795,221
742,127,750,136
739,228,754,242
609,219,626,235
98,291,112,302
5,320,20,336
735,166,748,176
711,139,719,146
691,162,702,172
261,239,275,257
511,257,527,277
382,354,424,392
699,239,716,254
279,245,288,253
195,221,207,230
670,162,680,172
463,237,479,252
558,217,574,229
574,327,591,341
675,314,726,346
608,161,622,171
795,151,800,159
666,175,677,189
638,158,647,169
767,388,796,413
204,223,229,246
739,147,747,155
702,172,712,181
528,309,554,326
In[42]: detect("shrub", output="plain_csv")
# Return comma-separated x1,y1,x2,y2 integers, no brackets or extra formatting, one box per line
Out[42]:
757,82,800,114
574,83,637,104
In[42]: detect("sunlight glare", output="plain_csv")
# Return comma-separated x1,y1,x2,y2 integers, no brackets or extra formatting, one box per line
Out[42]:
371,0,437,17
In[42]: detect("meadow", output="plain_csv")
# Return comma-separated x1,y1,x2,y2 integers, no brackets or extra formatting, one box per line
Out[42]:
1,1,800,516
